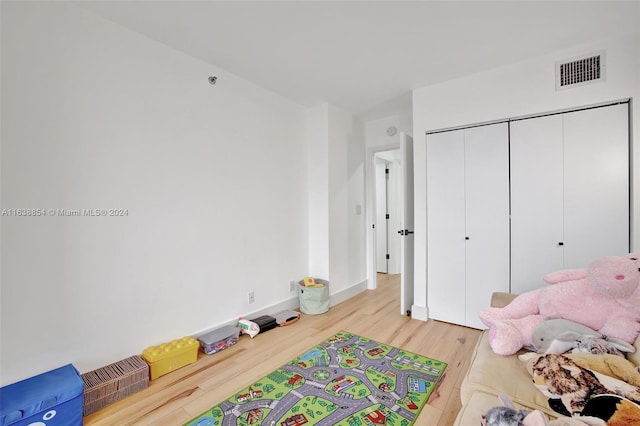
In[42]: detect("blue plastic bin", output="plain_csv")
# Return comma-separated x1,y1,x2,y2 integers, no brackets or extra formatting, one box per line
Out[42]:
0,364,83,425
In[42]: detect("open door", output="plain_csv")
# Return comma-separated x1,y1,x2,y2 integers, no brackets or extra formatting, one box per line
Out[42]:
375,158,389,273
399,133,414,316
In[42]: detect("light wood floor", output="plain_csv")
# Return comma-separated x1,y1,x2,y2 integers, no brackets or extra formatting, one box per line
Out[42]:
84,274,482,425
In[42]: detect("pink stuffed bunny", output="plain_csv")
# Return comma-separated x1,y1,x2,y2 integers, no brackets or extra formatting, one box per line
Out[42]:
480,253,640,355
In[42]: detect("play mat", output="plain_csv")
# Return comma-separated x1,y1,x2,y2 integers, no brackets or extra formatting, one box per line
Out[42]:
185,330,447,426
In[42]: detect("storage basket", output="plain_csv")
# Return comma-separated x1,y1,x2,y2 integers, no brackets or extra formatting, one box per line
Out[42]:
298,278,329,315
81,355,149,416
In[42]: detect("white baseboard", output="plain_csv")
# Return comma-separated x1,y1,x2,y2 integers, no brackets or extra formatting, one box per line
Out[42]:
411,304,429,322
192,296,300,337
329,279,368,306
192,279,368,337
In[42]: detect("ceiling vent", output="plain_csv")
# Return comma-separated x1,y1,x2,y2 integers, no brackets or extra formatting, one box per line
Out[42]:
556,50,605,91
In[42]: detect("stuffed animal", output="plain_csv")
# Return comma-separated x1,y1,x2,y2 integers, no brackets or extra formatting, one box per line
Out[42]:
481,394,606,426
480,253,640,355
482,405,531,426
531,354,640,417
573,336,634,358
519,351,640,387
582,395,640,426
531,318,635,356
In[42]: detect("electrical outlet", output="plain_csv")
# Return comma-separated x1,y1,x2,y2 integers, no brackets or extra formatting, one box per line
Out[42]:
289,280,297,292
248,291,255,304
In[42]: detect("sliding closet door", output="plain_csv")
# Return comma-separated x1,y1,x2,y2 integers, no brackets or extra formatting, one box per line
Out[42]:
426,129,466,325
511,115,564,294
464,123,510,329
563,104,629,267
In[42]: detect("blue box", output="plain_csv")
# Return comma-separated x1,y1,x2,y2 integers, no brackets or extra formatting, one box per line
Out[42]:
0,364,83,425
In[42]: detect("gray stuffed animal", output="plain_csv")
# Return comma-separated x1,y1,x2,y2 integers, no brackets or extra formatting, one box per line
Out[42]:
481,394,606,426
530,318,636,355
481,394,532,426
482,406,531,426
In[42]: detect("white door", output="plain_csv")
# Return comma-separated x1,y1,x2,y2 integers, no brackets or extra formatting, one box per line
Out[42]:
427,124,509,328
464,123,510,329
399,133,414,316
511,103,629,294
511,115,565,294
563,104,629,266
375,159,389,273
426,129,466,325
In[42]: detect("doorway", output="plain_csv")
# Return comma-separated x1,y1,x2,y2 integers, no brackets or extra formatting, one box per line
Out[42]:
374,151,401,275
367,133,414,316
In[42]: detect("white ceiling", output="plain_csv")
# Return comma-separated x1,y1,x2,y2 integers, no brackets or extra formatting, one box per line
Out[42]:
77,1,640,116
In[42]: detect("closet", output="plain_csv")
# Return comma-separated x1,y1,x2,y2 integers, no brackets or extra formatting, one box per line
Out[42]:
510,103,629,294
426,122,510,329
426,102,630,329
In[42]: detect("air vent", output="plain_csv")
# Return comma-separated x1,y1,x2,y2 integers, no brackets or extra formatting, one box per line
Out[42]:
556,50,605,90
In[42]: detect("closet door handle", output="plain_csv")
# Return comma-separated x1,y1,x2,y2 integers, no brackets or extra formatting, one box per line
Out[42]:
465,237,470,240
558,242,564,246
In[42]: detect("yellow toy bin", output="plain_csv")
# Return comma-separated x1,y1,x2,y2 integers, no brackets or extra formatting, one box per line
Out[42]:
142,337,199,380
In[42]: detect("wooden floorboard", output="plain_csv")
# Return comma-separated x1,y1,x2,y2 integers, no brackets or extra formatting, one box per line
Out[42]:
84,273,481,425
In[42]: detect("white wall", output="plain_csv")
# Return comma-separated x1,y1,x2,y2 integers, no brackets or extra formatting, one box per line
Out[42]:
412,32,640,320
365,113,413,150
306,104,330,279
1,2,310,385
327,104,367,300
305,103,367,303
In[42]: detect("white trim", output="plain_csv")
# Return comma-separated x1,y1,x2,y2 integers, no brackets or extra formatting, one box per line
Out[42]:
192,279,369,337
330,279,368,306
426,98,629,135
411,304,429,322
191,296,300,337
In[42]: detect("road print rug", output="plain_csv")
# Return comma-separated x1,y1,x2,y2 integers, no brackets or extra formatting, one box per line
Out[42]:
185,330,447,426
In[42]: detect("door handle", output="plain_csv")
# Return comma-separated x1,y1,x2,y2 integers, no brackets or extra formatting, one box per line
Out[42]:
398,229,414,236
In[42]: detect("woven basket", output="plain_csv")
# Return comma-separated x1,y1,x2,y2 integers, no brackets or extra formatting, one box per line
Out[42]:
81,355,149,416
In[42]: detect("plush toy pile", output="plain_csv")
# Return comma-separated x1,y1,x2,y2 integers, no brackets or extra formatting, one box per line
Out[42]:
479,253,640,425
480,253,640,356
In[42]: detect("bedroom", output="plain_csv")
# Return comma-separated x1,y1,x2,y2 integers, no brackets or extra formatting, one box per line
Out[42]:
1,1,639,424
